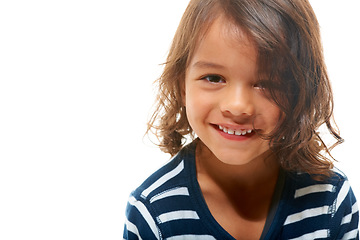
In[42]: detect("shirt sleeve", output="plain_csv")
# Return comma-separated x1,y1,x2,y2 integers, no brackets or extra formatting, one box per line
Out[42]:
331,180,359,239
123,195,161,240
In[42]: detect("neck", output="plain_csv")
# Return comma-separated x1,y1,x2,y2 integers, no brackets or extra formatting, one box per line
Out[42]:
195,141,280,192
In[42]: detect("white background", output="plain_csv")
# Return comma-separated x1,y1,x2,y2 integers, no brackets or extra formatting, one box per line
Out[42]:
0,0,359,239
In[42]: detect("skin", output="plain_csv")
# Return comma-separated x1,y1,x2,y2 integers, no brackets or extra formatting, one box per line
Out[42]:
182,16,282,239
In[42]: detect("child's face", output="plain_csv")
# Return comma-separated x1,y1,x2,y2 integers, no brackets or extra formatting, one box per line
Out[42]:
183,17,281,165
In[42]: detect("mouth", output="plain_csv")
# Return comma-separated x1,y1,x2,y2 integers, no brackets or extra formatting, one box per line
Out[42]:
217,124,254,136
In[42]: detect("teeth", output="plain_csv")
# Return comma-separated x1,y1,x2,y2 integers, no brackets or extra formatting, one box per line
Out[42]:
218,125,253,136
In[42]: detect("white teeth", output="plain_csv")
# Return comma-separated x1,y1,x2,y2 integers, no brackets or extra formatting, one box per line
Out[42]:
218,125,253,136
227,129,234,134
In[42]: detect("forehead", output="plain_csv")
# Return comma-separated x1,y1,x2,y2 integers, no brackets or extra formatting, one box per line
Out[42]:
188,16,258,67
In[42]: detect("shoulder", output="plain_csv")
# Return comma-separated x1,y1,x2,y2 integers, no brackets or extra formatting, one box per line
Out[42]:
288,167,356,208
124,143,198,239
280,168,359,239
131,143,194,203
289,167,350,196
284,167,357,217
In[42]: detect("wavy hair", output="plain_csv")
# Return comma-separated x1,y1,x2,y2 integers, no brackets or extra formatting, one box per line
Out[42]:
147,0,343,178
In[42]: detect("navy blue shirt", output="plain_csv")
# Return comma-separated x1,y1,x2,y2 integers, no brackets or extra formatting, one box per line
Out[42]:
123,141,359,239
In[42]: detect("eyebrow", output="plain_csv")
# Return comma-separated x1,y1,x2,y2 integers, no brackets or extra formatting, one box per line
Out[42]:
191,61,226,70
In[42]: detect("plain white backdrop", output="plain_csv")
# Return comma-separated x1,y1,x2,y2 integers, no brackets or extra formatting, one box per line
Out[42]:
0,0,359,239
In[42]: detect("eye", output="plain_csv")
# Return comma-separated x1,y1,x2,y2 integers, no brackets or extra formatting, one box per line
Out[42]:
253,81,267,90
201,74,225,84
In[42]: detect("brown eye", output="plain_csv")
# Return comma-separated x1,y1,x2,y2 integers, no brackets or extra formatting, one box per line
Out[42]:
201,75,225,83
254,81,266,89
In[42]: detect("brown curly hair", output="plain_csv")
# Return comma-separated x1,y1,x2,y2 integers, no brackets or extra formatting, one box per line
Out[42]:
147,0,343,178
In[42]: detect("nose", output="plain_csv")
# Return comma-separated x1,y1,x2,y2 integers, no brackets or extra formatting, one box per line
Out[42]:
220,85,255,119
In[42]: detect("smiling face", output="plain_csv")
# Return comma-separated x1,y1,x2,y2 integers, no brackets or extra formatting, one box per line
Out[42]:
183,16,282,165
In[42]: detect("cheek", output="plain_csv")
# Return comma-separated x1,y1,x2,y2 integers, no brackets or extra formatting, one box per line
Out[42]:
255,102,282,130
266,106,282,131
185,89,205,119
185,85,216,126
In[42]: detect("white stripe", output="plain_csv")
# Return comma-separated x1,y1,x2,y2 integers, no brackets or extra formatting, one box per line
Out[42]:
353,202,359,213
288,229,329,240
150,187,190,203
341,212,353,225
125,220,143,240
335,181,350,211
342,229,359,239
341,202,359,225
129,196,160,240
332,167,345,177
284,206,329,225
157,210,199,224
294,184,334,198
141,160,184,198
167,235,217,240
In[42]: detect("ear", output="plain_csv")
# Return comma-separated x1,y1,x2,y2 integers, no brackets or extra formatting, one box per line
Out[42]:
180,79,186,107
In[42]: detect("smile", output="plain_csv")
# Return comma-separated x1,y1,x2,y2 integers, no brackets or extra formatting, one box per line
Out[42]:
218,125,253,136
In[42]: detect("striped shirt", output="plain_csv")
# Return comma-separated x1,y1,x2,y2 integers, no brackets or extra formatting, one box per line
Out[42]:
123,142,359,239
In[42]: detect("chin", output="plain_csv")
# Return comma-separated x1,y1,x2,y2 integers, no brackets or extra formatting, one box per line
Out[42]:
216,154,259,166
212,146,272,166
